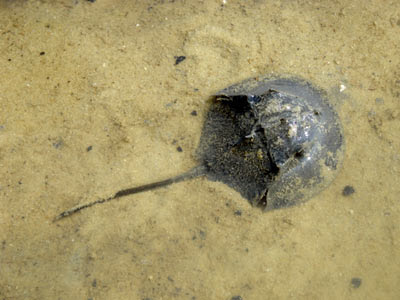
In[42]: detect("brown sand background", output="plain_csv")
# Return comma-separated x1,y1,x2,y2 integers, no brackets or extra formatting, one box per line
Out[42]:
0,0,399,299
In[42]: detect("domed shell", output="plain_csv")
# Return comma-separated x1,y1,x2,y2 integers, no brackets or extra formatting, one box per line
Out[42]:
215,75,344,210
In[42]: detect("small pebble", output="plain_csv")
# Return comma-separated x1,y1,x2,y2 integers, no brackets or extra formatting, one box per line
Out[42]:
342,185,355,196
174,56,186,65
351,277,362,288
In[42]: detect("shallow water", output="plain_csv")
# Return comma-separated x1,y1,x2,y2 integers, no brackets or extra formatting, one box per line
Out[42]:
0,1,399,299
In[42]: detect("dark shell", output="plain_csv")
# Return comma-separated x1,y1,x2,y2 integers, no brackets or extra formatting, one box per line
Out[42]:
199,75,344,210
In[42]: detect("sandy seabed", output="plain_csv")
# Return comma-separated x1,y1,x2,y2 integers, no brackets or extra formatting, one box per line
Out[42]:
0,0,399,299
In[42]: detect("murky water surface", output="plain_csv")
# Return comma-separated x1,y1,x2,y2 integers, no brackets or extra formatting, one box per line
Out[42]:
1,1,399,299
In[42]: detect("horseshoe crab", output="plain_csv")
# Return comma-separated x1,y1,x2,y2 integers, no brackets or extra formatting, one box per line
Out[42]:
55,75,344,220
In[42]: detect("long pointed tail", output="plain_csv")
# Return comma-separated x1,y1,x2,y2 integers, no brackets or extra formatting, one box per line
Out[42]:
54,166,207,221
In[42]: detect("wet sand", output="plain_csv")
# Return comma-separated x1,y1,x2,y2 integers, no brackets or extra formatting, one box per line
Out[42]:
0,0,399,299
